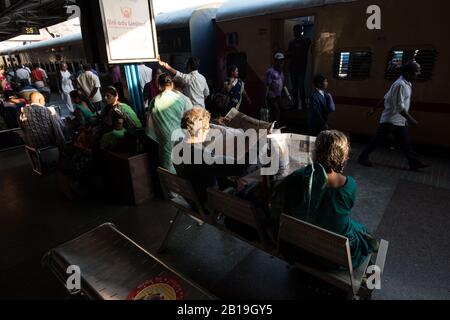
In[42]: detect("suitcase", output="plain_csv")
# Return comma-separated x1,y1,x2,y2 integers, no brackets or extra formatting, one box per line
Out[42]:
43,223,216,300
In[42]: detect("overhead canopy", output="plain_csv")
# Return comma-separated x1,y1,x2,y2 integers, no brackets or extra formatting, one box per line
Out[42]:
216,0,357,22
0,0,71,42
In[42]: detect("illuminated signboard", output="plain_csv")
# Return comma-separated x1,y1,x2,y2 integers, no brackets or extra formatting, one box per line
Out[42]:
99,0,159,64
21,26,40,35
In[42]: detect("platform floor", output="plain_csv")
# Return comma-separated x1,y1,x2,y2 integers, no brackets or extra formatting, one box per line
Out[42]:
0,124,449,299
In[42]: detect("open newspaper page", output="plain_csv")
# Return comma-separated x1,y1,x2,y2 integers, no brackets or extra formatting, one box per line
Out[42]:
224,108,274,132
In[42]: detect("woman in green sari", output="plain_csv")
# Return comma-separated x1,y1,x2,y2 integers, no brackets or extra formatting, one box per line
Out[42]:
271,130,378,269
70,90,97,127
146,73,193,173
102,86,143,132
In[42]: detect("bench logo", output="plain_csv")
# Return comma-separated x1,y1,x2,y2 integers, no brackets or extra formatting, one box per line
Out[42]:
66,265,81,292
366,265,382,290
367,5,381,30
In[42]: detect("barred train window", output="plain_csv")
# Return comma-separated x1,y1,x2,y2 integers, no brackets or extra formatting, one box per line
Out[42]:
334,51,371,80
385,48,437,81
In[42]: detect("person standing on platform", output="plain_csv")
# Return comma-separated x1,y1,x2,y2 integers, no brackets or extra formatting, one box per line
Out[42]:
16,65,31,83
309,75,335,136
58,63,75,113
146,74,193,173
286,24,313,110
265,53,291,124
158,57,210,108
358,61,430,171
224,65,252,111
138,63,153,94
77,64,103,114
31,64,47,89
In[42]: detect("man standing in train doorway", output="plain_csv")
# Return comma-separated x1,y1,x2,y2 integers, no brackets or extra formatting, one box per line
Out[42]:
358,61,430,171
286,24,313,110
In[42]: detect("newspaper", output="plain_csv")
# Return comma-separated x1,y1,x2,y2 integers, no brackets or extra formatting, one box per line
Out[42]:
267,133,316,179
224,108,274,132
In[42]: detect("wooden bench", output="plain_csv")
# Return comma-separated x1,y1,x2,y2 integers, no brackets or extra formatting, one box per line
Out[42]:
278,214,389,300
24,144,59,176
207,187,276,252
157,168,389,299
43,223,215,300
106,151,155,205
157,167,208,253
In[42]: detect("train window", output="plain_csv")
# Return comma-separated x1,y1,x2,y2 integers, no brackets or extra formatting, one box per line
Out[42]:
334,51,371,80
226,33,239,47
385,48,436,81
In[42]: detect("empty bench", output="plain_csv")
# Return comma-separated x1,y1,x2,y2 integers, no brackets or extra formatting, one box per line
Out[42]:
43,223,215,300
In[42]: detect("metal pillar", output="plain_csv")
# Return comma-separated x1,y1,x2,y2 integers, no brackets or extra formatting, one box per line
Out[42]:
124,64,145,119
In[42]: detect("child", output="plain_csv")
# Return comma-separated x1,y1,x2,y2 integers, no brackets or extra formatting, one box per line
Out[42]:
309,75,336,136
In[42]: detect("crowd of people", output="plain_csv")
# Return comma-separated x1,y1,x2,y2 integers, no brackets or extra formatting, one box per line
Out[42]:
0,22,431,272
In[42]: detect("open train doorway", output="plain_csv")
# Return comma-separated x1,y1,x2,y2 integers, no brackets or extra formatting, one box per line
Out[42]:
273,15,315,110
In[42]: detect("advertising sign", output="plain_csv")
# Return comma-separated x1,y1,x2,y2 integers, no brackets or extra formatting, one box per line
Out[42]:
99,0,159,63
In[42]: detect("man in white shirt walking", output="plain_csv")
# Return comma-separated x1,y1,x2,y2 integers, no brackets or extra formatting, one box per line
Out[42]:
159,57,210,108
58,63,75,113
77,64,103,113
358,61,429,171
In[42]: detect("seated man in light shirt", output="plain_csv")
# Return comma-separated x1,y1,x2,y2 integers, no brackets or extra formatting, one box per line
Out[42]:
159,57,210,108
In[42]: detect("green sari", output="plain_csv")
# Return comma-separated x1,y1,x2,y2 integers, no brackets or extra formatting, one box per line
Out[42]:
146,90,193,173
74,103,96,126
270,163,378,269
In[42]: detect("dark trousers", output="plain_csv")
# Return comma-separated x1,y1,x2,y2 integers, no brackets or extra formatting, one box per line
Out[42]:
360,123,422,167
290,69,307,109
267,97,281,124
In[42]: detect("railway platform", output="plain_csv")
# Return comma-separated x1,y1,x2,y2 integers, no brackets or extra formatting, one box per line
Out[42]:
1,141,449,300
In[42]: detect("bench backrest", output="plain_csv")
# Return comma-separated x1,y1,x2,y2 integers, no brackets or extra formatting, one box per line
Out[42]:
207,188,268,245
157,167,207,218
278,214,353,272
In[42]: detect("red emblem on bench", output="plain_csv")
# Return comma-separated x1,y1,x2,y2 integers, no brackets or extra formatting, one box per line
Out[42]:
127,276,185,300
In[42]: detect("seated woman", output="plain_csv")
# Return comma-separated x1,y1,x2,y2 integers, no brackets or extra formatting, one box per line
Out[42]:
146,74,193,174
70,90,97,127
174,107,248,209
3,90,26,108
270,130,378,269
2,91,27,129
102,86,143,133
17,79,39,103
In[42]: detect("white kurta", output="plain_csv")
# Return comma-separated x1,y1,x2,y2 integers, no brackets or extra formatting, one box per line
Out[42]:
60,70,75,113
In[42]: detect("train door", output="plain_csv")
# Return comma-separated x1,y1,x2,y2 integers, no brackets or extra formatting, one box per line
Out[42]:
273,16,315,109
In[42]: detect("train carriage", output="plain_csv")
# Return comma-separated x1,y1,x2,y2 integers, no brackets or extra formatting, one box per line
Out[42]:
215,0,450,148
1,0,449,148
